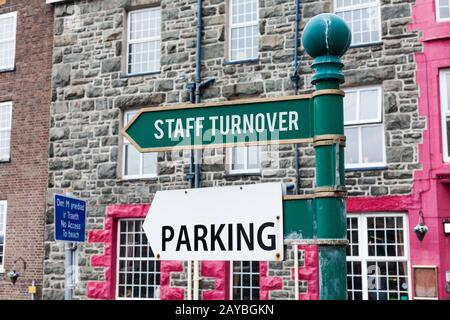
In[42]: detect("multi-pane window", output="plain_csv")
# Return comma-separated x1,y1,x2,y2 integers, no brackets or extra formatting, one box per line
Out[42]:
437,0,450,20
0,12,17,71
230,261,260,300
335,0,381,46
347,214,410,300
229,0,259,62
116,219,160,300
344,86,386,169
127,8,161,75
229,146,260,174
123,110,158,179
440,69,450,162
0,102,12,162
0,201,6,273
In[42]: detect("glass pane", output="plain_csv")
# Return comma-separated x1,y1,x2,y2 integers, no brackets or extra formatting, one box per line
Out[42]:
359,89,380,121
230,25,258,61
143,152,157,175
446,73,450,111
440,6,450,19
128,40,160,74
129,9,161,41
361,125,384,164
0,104,12,129
125,111,137,125
344,91,358,123
345,127,360,165
446,116,450,157
247,146,260,170
117,218,160,299
232,147,245,171
124,144,140,176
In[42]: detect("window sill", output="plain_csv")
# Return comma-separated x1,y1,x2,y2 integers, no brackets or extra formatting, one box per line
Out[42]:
348,41,383,50
117,176,158,183
0,159,11,164
120,71,161,79
225,172,261,177
223,58,259,65
345,166,388,172
0,67,15,74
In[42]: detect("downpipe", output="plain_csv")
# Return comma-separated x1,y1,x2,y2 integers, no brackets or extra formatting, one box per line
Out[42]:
291,0,301,194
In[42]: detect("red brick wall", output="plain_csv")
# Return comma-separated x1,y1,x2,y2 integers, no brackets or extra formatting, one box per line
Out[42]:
0,0,53,299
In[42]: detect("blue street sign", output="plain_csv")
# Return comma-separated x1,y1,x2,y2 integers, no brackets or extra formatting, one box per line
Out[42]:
54,194,87,243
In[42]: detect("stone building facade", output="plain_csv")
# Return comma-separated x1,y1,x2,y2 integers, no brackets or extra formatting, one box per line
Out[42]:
44,0,424,300
0,0,53,299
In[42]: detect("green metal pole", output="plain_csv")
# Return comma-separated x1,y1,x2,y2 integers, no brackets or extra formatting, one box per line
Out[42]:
302,14,351,300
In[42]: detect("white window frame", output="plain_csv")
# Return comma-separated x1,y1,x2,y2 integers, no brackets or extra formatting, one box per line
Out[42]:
334,0,382,47
0,200,7,274
436,0,450,22
228,0,259,62
0,11,17,71
229,260,260,300
440,69,450,162
0,101,12,162
228,146,261,175
126,7,161,76
115,218,160,300
347,213,412,300
122,110,158,180
344,85,386,169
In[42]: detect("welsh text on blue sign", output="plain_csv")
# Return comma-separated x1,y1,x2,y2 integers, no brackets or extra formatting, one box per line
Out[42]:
54,194,87,243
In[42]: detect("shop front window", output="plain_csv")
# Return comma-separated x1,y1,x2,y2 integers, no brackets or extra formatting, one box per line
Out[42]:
347,214,410,300
116,219,161,300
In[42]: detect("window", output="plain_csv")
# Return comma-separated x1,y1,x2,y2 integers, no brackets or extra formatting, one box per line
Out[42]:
347,214,410,300
229,0,259,62
116,219,160,299
0,12,17,71
230,261,260,300
0,201,6,273
440,69,450,162
335,0,381,46
437,0,450,21
127,8,161,75
229,146,261,174
0,102,12,162
344,86,386,169
123,110,157,179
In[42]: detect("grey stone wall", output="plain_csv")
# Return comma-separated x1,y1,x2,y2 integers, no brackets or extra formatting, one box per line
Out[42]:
44,0,423,299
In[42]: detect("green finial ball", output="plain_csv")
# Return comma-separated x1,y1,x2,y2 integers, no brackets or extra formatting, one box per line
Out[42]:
302,13,352,59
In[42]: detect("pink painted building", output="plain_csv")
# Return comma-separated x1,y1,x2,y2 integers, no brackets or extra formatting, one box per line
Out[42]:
407,0,450,300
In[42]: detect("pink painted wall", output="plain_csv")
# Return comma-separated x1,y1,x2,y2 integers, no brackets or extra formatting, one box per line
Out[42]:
201,261,229,300
408,0,450,299
346,0,450,299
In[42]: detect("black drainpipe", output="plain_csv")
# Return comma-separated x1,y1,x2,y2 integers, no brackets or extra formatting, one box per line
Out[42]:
187,0,215,188
291,0,301,194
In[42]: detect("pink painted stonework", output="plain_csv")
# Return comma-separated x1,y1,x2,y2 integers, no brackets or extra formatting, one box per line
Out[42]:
160,261,185,300
201,261,228,300
259,261,283,300
293,245,319,300
86,204,186,300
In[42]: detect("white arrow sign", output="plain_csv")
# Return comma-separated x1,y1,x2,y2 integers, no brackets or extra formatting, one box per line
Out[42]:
143,183,284,261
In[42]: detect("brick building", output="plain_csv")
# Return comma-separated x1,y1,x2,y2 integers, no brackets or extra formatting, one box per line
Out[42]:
42,0,449,300
0,0,54,299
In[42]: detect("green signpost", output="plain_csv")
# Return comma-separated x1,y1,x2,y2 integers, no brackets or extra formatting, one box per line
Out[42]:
123,95,314,152
122,13,351,300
